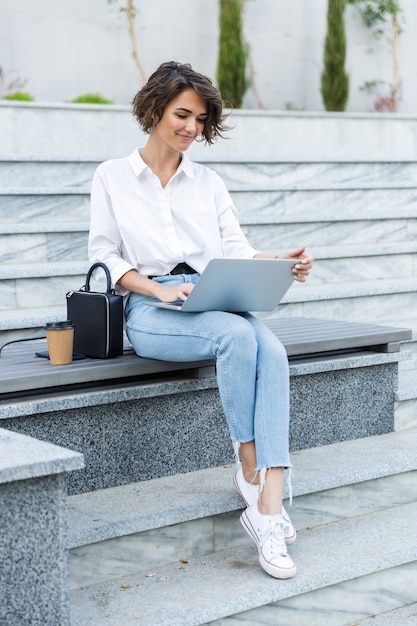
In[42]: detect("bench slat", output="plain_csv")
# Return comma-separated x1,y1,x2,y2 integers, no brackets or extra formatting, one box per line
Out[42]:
0,317,411,396
265,317,412,356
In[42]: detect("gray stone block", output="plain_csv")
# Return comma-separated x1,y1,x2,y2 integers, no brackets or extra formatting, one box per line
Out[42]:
1,355,400,495
0,474,69,626
0,428,83,626
289,362,396,451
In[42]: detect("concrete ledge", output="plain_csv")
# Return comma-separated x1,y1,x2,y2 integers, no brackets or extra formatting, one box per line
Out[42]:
0,349,409,420
66,427,417,548
0,427,84,484
0,319,410,494
0,350,406,495
358,603,417,626
69,501,417,626
0,428,83,626
2,103,417,160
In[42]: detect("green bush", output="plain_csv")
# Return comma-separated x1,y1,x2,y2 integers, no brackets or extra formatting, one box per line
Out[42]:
216,0,248,108
4,91,35,101
321,0,349,111
71,92,114,105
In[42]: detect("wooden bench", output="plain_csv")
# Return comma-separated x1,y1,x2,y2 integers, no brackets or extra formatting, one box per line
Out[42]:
0,316,411,495
0,316,410,396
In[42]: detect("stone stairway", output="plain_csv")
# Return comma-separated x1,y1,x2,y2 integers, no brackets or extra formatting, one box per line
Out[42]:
2,157,417,335
0,157,93,341
67,428,417,626
2,107,417,624
1,154,417,427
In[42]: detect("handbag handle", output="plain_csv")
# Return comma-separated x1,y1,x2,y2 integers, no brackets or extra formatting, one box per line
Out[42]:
84,262,115,294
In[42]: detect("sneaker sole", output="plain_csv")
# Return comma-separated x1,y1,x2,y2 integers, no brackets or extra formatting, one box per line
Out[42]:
282,514,297,546
259,552,297,580
240,511,297,580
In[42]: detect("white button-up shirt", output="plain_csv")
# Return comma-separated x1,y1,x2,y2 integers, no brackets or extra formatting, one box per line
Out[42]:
88,148,258,293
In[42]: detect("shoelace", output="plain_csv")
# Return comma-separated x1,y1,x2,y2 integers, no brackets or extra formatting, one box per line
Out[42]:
259,520,288,556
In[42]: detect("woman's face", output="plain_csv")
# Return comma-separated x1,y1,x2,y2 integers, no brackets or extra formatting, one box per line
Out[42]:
152,88,208,152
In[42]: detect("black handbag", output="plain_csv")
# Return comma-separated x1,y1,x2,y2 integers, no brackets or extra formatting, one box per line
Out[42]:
66,262,124,358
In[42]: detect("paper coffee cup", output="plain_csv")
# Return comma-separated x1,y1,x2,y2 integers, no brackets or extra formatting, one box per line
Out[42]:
44,321,74,365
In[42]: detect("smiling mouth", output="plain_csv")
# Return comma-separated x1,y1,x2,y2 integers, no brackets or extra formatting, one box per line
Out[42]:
177,134,195,141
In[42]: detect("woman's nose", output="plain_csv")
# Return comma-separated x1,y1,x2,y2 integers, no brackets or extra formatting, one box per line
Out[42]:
185,118,197,133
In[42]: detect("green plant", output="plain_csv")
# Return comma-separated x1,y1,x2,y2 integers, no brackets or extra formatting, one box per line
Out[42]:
348,0,402,35
71,92,114,104
216,0,249,108
321,0,349,111
360,79,400,111
4,91,35,101
348,0,403,112
284,102,305,111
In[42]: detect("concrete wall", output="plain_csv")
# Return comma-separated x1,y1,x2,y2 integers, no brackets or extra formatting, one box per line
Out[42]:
2,102,417,160
0,0,416,113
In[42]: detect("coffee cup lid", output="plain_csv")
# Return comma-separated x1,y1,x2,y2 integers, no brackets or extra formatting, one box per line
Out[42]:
45,320,74,330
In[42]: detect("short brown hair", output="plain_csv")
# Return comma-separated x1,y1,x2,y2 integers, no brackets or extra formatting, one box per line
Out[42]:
132,61,230,144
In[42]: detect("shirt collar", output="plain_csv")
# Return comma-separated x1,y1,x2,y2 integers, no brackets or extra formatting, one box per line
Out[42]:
128,148,148,176
178,152,195,179
128,148,195,179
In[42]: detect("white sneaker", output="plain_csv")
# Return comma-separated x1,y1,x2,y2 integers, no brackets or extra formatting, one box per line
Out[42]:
241,502,297,579
233,466,297,545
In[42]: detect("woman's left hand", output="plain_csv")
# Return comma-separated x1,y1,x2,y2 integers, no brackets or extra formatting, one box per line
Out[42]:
278,247,314,282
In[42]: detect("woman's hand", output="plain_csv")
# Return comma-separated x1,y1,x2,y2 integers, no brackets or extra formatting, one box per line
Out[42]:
117,269,195,302
153,282,195,303
278,247,314,282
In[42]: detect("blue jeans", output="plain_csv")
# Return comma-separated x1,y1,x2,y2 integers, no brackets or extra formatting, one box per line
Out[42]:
125,274,291,470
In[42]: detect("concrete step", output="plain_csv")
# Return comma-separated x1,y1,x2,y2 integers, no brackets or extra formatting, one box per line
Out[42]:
2,187,417,225
68,429,417,625
272,278,417,330
0,193,90,223
1,276,81,312
2,277,417,339
204,563,417,625
355,603,417,626
208,160,417,191
1,240,416,282
67,428,417,591
1,218,416,265
0,222,89,234
0,229,88,265
0,158,99,189
243,215,417,249
294,243,417,285
0,260,90,280
283,276,417,308
1,158,417,239
234,187,417,221
0,305,66,344
69,501,417,626
2,157,417,191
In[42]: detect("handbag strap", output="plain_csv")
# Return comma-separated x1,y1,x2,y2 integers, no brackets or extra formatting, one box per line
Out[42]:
84,262,114,294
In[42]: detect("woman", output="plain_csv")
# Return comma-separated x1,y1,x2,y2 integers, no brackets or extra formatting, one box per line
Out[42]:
89,61,313,580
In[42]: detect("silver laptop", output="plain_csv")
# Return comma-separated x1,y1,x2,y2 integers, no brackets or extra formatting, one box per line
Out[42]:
147,258,296,312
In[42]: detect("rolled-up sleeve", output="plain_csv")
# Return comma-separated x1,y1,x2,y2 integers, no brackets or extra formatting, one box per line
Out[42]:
214,174,259,259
